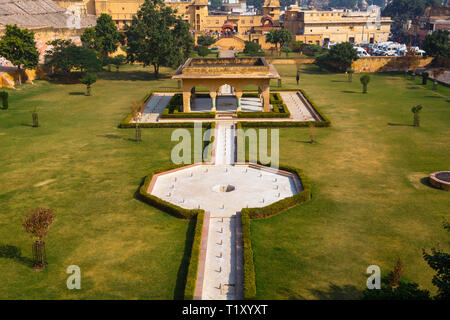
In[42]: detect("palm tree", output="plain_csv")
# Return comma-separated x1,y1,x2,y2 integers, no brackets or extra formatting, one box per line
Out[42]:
360,75,370,93
411,105,423,127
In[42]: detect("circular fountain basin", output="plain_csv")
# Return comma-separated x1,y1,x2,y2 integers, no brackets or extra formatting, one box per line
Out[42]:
212,184,235,193
429,171,450,190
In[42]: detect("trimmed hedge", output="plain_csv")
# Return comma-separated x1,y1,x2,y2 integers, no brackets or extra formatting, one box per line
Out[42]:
240,164,311,219
184,212,204,300
160,93,215,119
0,91,8,109
139,164,204,219
241,211,256,299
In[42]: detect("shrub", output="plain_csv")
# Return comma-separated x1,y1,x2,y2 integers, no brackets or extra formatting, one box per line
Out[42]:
0,91,8,109
197,46,210,57
184,212,204,299
241,212,256,299
244,41,262,56
197,35,216,47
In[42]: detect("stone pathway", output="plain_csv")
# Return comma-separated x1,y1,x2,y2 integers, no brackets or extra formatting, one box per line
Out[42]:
133,91,321,123
201,121,242,300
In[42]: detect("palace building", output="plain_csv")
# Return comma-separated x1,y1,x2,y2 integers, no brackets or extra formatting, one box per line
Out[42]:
54,1,391,47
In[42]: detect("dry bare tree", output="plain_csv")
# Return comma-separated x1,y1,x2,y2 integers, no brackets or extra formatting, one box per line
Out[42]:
21,208,55,270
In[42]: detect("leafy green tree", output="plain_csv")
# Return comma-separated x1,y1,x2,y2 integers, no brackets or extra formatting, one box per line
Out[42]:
422,71,429,85
326,42,359,72
266,29,292,55
197,46,210,57
112,54,126,72
125,0,193,78
209,0,222,10
197,35,216,47
281,46,292,58
423,30,450,59
382,0,442,29
80,14,122,58
360,74,371,93
80,27,97,50
0,24,39,85
411,104,423,127
423,221,450,300
243,41,262,55
45,40,102,77
80,73,97,96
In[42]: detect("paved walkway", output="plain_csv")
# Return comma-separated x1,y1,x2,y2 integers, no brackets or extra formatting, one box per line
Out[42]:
201,121,242,300
219,50,236,58
132,91,320,123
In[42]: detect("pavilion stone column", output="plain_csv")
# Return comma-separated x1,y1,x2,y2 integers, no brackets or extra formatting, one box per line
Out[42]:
262,84,270,112
209,91,217,111
182,91,191,112
235,91,243,112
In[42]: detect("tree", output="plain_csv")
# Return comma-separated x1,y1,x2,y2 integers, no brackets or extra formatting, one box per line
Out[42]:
281,46,292,58
431,68,445,90
125,0,193,79
45,40,102,77
0,25,39,85
411,104,423,127
197,35,216,47
422,71,429,85
243,41,262,55
328,42,359,72
81,14,122,58
0,91,8,110
363,259,430,300
112,54,126,72
388,259,405,288
346,68,354,82
423,30,450,59
401,46,421,76
80,73,97,96
382,0,442,30
266,30,292,55
22,208,55,269
80,27,97,51
209,0,222,10
266,30,279,52
197,46,211,57
423,221,450,300
360,74,371,93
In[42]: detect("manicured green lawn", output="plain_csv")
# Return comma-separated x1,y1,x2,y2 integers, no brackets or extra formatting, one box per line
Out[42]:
250,64,450,299
0,65,194,299
0,62,448,300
